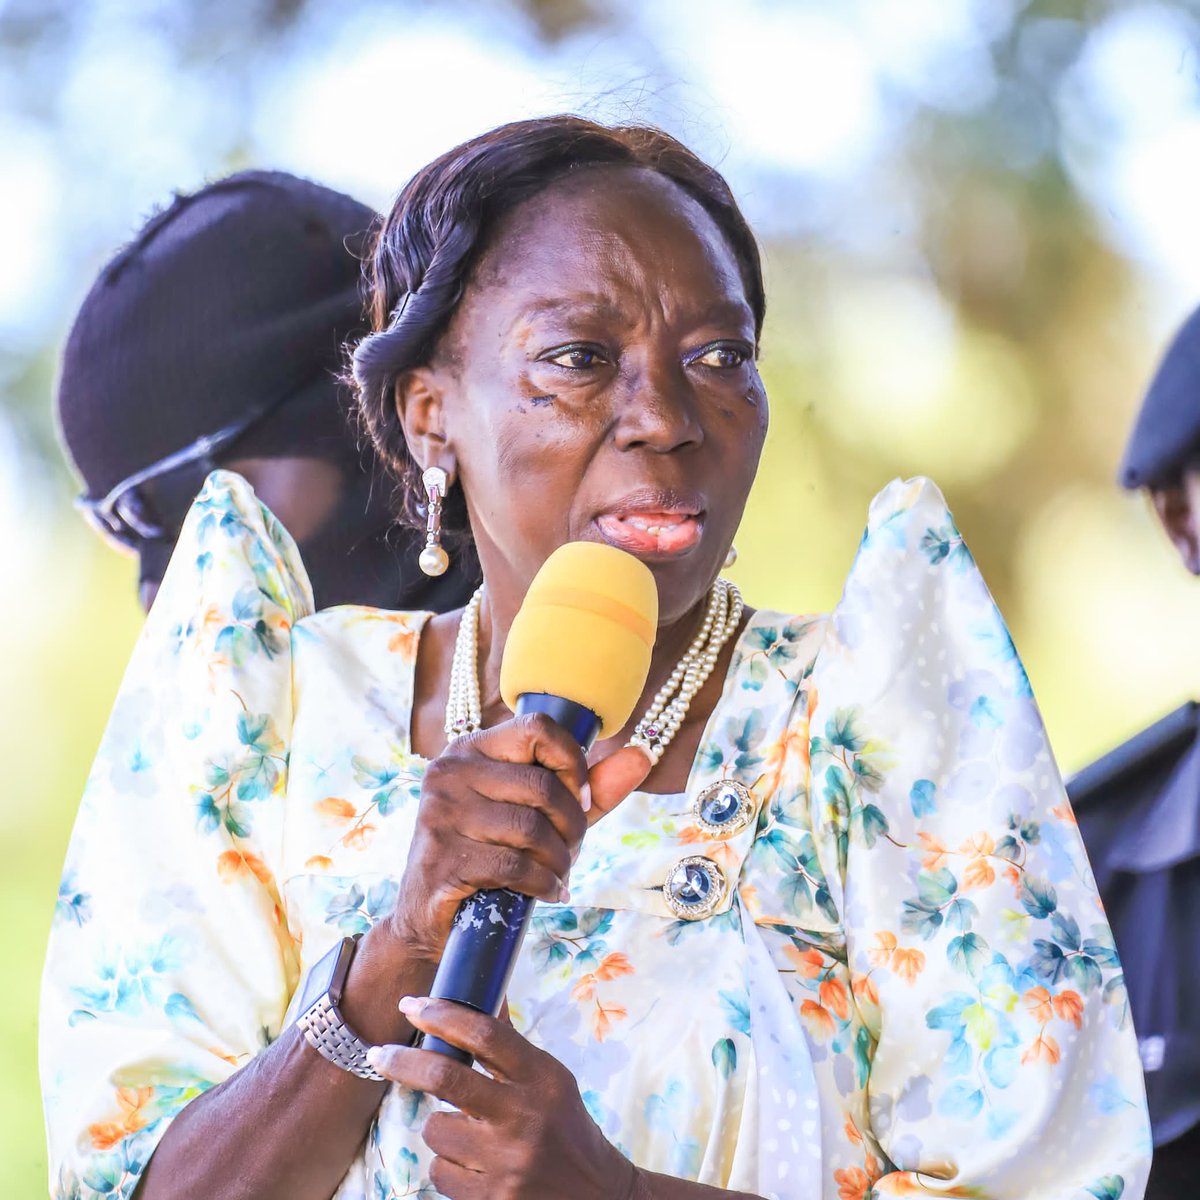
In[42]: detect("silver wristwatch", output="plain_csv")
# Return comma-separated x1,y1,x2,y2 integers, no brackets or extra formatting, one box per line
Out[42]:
294,935,385,1081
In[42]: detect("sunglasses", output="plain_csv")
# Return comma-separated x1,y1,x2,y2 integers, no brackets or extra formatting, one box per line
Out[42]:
75,388,297,551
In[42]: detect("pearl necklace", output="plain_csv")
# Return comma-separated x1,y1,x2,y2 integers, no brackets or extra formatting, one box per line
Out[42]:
444,577,744,766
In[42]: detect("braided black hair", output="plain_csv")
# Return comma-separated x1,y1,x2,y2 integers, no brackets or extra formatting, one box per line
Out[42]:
350,115,765,542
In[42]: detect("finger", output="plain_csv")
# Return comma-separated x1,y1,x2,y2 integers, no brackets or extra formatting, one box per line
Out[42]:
427,754,587,851
586,744,653,825
456,713,589,808
364,1043,503,1119
423,1110,485,1170
429,1154,488,1200
399,996,539,1084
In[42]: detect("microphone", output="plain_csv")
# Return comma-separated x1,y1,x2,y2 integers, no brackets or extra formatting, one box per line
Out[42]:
420,541,658,1064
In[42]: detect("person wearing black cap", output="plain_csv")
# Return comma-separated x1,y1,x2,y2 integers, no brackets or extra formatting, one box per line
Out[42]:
57,169,478,613
1069,303,1200,1199
1119,303,1200,574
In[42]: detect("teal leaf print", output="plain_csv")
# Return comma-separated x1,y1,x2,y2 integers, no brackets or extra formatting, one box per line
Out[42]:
853,1024,872,1087
165,992,201,1024
1085,1176,1125,1200
902,868,961,940
645,1080,686,1131
948,932,990,977
323,879,399,935
1031,939,1067,983
920,523,971,569
711,1037,737,1078
1065,953,1103,993
214,586,283,665
719,989,751,1037
744,657,769,691
857,802,889,847
909,779,937,818
1083,926,1121,968
55,872,93,927
983,1044,1019,1088
1050,912,1081,952
938,1080,984,1119
825,709,866,753
1019,875,1058,919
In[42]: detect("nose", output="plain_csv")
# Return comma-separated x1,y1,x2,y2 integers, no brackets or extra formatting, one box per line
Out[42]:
611,357,703,454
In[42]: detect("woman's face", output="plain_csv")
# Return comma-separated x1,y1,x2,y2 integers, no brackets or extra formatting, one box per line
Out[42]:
411,166,767,624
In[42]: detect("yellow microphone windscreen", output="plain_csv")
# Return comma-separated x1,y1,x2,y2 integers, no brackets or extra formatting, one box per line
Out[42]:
500,542,659,738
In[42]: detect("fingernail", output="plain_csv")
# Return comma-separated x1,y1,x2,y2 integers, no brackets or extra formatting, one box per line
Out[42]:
558,883,571,904
580,783,592,812
398,995,429,1018
365,1046,385,1069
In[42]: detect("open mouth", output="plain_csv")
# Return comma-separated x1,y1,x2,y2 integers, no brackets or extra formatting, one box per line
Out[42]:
594,509,704,557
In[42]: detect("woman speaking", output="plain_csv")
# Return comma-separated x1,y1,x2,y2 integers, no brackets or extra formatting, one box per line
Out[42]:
41,117,1151,1200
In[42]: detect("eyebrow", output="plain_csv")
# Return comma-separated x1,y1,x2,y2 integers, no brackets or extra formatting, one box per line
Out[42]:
521,296,628,323
521,295,754,328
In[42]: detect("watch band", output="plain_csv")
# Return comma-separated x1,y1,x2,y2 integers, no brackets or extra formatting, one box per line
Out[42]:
297,993,385,1081
295,936,385,1082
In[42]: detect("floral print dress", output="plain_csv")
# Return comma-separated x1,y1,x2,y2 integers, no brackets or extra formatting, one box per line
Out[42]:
41,471,1151,1200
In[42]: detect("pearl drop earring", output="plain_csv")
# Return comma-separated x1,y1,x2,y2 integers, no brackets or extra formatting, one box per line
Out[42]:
723,544,738,569
418,466,450,577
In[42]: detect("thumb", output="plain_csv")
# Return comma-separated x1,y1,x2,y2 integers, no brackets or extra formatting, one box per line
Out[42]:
586,745,653,825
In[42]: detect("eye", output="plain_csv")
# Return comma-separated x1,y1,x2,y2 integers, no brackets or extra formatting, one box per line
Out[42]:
689,342,752,369
541,343,609,370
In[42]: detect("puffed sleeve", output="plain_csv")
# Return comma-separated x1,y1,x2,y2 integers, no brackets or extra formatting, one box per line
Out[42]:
743,478,1152,1200
40,470,314,1200
820,480,1147,1200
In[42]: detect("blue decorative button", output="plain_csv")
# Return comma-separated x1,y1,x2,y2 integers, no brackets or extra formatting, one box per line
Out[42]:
663,855,727,920
692,780,754,836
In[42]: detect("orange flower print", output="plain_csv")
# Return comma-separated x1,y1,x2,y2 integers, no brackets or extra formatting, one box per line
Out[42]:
1023,986,1053,1025
786,944,828,978
572,953,634,1039
1022,1031,1062,1065
1052,990,1084,1029
303,855,333,871
820,977,850,1020
387,623,419,661
917,832,949,871
852,974,880,1009
868,931,897,968
316,796,356,822
834,1166,873,1200
341,822,377,851
800,999,835,1039
844,1115,864,1146
88,1086,154,1150
215,848,272,886
590,1000,628,1041
867,931,924,984
890,948,925,984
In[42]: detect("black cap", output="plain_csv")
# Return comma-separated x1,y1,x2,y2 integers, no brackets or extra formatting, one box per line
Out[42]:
1120,304,1200,489
56,170,377,501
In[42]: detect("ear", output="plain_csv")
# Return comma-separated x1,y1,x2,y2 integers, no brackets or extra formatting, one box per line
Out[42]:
395,367,458,482
1149,481,1200,574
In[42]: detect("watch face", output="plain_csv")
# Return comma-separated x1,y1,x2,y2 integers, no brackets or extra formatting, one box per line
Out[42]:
298,940,341,1013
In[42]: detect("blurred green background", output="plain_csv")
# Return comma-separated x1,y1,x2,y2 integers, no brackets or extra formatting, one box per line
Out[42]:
3,0,1199,1194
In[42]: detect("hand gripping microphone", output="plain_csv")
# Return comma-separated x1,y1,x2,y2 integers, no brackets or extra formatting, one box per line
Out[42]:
420,541,658,1064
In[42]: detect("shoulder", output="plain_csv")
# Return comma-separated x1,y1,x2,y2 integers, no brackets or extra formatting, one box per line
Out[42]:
295,606,430,671
148,469,315,641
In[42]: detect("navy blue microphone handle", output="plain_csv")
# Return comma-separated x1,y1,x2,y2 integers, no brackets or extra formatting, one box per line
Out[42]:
421,694,601,1065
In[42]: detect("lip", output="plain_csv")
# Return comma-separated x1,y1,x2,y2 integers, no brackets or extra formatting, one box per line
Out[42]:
592,487,707,560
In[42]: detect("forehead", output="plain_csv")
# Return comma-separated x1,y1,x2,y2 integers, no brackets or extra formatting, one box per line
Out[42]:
466,166,751,322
